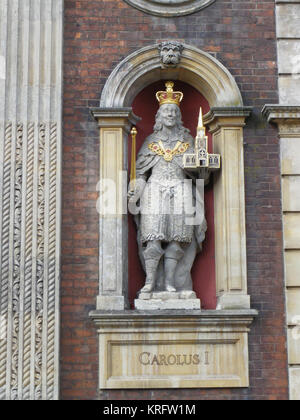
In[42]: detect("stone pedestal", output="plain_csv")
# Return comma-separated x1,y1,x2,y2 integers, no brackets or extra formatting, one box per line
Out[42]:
135,291,201,310
90,310,257,390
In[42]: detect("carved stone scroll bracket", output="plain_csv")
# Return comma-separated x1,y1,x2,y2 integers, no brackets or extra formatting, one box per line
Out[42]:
91,108,140,311
205,107,252,310
90,309,258,389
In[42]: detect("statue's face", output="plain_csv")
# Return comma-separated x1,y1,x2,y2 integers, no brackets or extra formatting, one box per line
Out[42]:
160,104,180,128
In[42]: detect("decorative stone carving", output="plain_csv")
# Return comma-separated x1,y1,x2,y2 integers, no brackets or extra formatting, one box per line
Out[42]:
100,44,243,109
123,0,216,17
0,121,60,400
0,0,63,400
262,105,300,137
158,41,183,68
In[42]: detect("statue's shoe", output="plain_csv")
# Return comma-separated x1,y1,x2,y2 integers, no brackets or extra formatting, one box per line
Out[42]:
165,284,176,293
140,282,155,293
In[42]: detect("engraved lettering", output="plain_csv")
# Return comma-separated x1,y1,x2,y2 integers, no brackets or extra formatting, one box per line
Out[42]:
139,352,150,365
159,354,167,365
192,354,200,365
176,354,184,365
138,352,210,366
183,354,192,365
151,354,160,365
167,354,176,365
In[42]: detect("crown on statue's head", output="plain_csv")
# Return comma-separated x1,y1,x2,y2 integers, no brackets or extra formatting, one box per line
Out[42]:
156,81,183,107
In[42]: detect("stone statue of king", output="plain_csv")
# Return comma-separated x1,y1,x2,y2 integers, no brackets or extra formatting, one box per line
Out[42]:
128,82,209,309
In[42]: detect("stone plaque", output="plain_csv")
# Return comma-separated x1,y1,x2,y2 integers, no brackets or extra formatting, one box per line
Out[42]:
90,311,257,389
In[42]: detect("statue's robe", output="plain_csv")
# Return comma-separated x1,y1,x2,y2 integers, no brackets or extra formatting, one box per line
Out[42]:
133,130,207,292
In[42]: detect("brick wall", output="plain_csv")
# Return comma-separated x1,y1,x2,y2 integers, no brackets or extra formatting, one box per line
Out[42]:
61,0,288,400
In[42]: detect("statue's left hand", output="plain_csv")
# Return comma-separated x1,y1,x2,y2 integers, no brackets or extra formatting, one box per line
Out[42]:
198,168,211,185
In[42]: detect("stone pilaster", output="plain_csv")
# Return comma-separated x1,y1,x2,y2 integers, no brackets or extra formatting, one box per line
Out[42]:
0,0,63,400
205,107,252,310
263,105,300,401
276,1,300,105
91,108,140,310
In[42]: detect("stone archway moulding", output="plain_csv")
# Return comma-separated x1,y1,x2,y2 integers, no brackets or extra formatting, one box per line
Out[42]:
100,44,243,109
123,0,216,17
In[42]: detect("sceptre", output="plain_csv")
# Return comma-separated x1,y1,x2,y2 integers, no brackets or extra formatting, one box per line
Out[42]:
130,127,137,187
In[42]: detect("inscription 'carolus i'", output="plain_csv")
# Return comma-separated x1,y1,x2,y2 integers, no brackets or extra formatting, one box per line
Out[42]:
139,351,210,366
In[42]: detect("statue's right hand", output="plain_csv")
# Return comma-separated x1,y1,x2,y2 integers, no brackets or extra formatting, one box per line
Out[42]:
127,188,139,200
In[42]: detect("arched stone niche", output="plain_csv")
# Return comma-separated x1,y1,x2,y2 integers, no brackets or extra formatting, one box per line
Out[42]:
90,42,257,390
92,43,252,312
123,0,216,17
100,44,243,109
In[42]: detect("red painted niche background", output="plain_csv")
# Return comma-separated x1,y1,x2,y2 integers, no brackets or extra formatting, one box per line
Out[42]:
128,81,216,309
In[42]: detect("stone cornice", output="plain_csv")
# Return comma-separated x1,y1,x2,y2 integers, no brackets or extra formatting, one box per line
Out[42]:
262,105,300,137
204,107,252,122
90,309,258,331
90,107,141,132
204,107,252,132
262,105,300,123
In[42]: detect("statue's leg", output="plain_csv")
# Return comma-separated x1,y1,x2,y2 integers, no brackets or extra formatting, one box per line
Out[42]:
140,240,164,294
164,241,184,292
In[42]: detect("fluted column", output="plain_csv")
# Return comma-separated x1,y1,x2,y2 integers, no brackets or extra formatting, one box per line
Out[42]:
0,0,63,400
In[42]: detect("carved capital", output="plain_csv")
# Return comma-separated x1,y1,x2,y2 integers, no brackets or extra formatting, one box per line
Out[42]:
91,107,140,133
262,105,300,137
278,122,300,137
204,107,252,134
